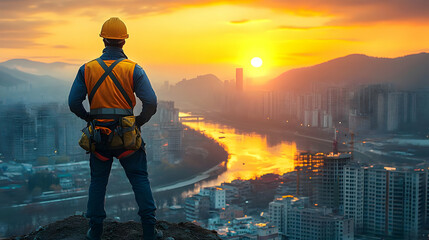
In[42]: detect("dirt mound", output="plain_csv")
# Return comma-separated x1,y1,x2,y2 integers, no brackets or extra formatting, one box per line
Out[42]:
7,215,221,240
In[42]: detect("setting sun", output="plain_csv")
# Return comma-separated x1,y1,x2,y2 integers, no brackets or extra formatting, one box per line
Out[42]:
251,57,263,68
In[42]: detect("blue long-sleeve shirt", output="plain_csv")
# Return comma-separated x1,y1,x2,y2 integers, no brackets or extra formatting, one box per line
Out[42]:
68,46,157,125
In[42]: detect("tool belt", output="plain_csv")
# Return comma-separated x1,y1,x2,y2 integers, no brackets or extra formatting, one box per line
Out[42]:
79,116,142,152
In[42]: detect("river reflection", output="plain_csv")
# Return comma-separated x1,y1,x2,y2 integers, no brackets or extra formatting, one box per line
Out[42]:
183,120,297,184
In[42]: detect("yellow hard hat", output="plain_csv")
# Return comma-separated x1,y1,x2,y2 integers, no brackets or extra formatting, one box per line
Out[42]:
99,17,129,39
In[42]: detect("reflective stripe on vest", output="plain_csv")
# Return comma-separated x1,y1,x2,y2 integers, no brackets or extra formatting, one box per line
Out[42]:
84,58,137,115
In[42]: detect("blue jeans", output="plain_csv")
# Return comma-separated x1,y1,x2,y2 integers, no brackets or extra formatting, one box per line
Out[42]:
85,147,156,225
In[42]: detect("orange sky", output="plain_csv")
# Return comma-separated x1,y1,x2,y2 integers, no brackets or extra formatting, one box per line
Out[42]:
1,1,429,85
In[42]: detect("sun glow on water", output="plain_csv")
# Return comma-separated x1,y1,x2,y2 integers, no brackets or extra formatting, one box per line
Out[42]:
183,121,297,183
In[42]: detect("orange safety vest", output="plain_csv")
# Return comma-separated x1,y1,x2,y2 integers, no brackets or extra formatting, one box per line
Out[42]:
84,58,137,116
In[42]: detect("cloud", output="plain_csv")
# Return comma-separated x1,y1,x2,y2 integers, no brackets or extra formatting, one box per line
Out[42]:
1,0,429,24
0,40,43,49
0,19,51,48
0,0,208,18
260,0,429,24
53,45,69,49
0,0,428,50
277,25,321,30
230,19,250,24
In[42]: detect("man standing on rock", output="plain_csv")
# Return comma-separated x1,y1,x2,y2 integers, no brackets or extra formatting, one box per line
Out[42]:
68,17,158,240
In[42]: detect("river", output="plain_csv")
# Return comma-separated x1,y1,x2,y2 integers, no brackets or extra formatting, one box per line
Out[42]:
175,112,342,199
182,121,296,184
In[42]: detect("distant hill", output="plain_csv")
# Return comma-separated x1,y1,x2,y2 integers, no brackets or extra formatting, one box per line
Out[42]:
0,67,25,87
167,74,224,110
268,53,429,92
0,59,79,82
0,65,70,103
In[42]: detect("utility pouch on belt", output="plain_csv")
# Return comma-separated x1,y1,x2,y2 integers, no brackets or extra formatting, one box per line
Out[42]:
79,124,96,152
78,116,141,152
120,116,142,150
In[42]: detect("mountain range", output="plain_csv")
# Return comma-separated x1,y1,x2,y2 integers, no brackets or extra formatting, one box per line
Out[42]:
0,64,71,103
267,53,429,92
1,52,428,105
165,74,224,109
0,59,78,82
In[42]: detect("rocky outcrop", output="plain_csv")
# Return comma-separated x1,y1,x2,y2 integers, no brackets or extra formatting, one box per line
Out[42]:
7,215,222,240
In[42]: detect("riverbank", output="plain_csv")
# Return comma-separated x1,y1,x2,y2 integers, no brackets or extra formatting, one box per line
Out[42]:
150,127,228,187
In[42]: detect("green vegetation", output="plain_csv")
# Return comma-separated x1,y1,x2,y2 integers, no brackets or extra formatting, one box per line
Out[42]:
150,128,228,186
28,172,60,195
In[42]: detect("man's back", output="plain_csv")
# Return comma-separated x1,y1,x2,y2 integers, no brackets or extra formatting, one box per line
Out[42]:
68,17,158,240
69,46,157,124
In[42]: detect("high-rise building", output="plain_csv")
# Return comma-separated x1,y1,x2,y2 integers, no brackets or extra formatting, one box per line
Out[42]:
294,152,323,200
343,165,427,239
349,84,416,132
316,153,352,212
141,124,167,162
268,196,302,236
294,152,352,209
36,104,58,157
5,104,37,161
144,101,183,162
326,87,350,124
57,105,86,156
236,68,243,92
269,198,286,235
343,163,365,233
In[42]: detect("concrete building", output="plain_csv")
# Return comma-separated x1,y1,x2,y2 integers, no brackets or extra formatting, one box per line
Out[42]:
7,104,37,161
294,152,324,200
57,105,86,156
220,205,244,220
343,163,365,233
220,184,239,203
184,194,210,222
288,207,354,240
222,180,252,199
268,199,286,235
36,104,58,157
385,91,417,131
236,68,243,92
294,152,352,209
316,153,352,212
200,186,226,209
350,84,417,132
257,226,279,240
320,111,333,128
268,196,353,240
142,123,167,162
58,173,74,189
343,165,427,239
229,216,256,236
325,87,347,124
143,100,183,162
